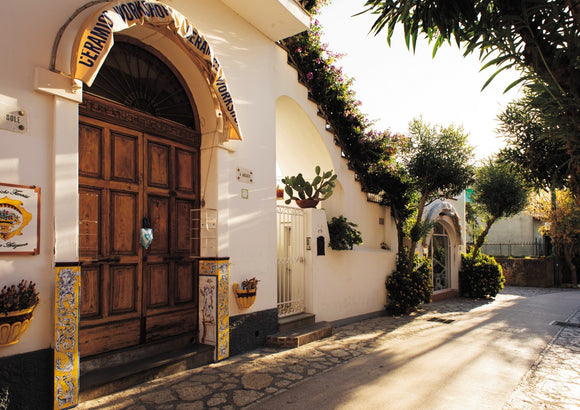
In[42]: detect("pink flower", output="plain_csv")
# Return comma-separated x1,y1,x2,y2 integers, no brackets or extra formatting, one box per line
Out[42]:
306,72,314,80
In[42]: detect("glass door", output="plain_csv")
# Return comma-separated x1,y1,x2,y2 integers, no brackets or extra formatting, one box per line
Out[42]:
429,223,450,291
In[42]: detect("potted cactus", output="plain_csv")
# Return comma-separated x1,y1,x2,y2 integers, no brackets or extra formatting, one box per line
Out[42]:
281,166,337,208
0,280,40,346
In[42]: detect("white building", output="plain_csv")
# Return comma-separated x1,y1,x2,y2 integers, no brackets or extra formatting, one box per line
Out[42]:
0,1,466,408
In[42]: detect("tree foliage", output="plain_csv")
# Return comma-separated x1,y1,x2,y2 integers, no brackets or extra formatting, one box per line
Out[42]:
471,158,529,254
498,89,570,193
362,0,580,200
328,216,364,250
528,189,579,285
385,249,432,314
362,118,474,268
460,250,505,298
361,133,417,252
402,118,475,266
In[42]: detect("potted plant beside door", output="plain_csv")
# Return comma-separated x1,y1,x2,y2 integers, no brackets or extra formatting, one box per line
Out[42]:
0,280,40,346
282,166,337,208
232,277,259,309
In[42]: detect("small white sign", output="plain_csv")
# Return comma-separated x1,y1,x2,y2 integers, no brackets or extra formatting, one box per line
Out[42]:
0,98,27,133
236,167,253,184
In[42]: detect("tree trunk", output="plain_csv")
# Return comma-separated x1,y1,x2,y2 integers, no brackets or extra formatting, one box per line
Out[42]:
564,244,578,286
473,215,500,256
390,207,405,254
408,193,428,268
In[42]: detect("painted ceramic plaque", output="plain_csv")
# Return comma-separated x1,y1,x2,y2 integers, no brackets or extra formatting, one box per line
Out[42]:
0,183,40,254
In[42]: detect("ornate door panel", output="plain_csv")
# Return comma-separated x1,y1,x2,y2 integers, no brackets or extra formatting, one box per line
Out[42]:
79,106,200,358
143,135,198,342
79,119,143,357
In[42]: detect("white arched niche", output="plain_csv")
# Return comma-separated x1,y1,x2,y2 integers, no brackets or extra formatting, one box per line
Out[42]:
275,96,334,184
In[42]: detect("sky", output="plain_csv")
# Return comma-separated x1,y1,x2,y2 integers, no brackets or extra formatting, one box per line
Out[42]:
316,0,524,161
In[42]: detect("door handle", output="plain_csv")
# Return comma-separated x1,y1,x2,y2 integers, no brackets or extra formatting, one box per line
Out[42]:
92,256,121,263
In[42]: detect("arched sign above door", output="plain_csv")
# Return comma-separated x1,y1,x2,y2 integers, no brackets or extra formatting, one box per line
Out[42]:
70,0,243,140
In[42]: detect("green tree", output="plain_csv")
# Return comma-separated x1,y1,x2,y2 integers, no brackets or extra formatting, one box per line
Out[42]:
361,132,417,253
498,89,570,197
528,189,579,286
465,200,484,244
365,119,475,267
362,0,580,200
402,118,475,267
472,158,530,254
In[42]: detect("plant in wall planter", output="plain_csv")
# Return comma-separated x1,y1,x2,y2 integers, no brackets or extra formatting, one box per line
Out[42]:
282,166,337,208
328,215,363,250
276,185,284,200
232,277,259,309
0,280,39,346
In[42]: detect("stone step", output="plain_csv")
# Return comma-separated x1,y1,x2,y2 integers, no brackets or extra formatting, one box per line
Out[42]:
266,321,334,349
278,313,316,333
79,343,214,402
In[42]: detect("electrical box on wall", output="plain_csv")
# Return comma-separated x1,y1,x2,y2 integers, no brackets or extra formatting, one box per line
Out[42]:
191,208,218,258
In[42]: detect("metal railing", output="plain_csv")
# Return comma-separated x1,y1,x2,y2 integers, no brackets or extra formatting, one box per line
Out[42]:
276,206,306,318
479,238,549,257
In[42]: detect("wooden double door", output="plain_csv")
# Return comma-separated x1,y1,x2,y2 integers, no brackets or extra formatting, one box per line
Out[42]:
78,104,200,358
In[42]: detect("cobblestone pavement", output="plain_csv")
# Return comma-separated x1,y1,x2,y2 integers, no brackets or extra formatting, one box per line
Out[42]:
503,301,580,410
78,287,580,410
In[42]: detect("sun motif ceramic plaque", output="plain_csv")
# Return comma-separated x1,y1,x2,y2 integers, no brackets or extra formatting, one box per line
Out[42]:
0,183,40,254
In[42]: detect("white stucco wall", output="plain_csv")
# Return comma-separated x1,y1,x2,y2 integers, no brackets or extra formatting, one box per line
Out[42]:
0,0,423,359
306,209,395,322
274,44,397,322
0,0,308,356
485,213,539,244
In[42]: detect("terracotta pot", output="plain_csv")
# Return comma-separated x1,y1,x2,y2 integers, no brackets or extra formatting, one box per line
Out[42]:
232,284,257,309
0,302,38,346
295,199,320,208
276,189,284,200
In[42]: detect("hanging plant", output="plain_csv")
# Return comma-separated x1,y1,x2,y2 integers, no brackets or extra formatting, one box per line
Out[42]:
232,277,259,309
0,280,40,346
328,215,363,250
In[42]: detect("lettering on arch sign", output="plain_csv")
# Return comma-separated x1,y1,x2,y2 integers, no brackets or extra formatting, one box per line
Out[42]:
71,0,242,140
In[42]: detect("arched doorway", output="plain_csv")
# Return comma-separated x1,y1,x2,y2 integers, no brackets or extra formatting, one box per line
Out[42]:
429,222,451,291
78,40,201,357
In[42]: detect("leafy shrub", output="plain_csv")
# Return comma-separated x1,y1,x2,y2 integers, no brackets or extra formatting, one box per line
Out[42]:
386,250,432,315
460,251,505,298
328,216,363,250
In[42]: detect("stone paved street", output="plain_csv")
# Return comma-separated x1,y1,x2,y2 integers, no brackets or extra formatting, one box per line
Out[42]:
503,305,580,409
78,287,580,410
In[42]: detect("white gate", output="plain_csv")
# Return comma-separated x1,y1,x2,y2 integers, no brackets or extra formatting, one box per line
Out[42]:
276,205,306,318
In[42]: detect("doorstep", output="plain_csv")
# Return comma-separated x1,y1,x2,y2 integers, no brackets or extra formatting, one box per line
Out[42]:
266,321,334,349
79,336,213,402
432,289,460,302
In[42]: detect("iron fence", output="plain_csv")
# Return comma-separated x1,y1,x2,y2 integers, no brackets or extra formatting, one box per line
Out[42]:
479,238,549,257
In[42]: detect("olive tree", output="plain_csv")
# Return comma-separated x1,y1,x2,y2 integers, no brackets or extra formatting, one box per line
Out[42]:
402,118,475,267
471,158,529,255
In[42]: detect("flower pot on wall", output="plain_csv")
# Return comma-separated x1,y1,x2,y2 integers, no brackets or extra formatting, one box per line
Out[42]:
0,301,38,346
295,199,319,208
232,283,257,309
